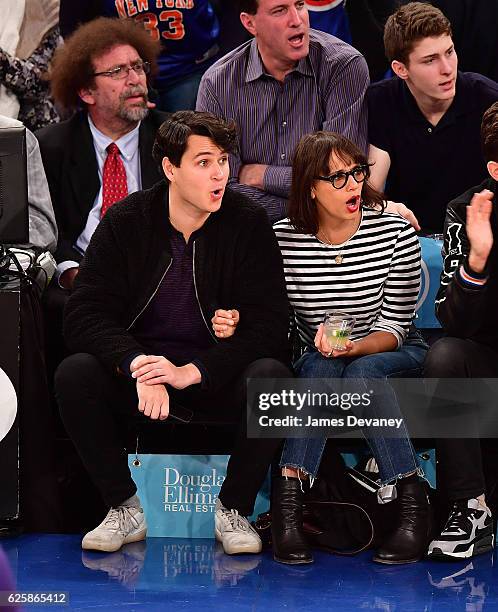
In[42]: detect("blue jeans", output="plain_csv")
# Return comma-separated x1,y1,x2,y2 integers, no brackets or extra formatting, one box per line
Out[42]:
280,343,427,485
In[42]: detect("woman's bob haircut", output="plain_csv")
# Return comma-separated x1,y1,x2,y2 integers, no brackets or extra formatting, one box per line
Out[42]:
289,131,385,235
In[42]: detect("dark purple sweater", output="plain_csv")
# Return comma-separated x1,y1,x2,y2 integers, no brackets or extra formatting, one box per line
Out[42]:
129,226,214,367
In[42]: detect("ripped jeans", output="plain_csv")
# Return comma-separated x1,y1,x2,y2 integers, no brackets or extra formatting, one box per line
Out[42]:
280,344,427,485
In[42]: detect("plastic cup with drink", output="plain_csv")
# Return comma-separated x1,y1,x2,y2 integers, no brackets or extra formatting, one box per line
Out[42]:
323,311,356,351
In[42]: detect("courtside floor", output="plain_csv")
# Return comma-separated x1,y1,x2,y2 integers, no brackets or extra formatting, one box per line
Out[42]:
1,535,496,611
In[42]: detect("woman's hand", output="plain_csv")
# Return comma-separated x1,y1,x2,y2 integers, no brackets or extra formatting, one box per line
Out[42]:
314,323,354,358
211,309,240,338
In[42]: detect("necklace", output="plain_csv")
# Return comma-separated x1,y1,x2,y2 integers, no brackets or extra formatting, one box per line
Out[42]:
317,230,351,264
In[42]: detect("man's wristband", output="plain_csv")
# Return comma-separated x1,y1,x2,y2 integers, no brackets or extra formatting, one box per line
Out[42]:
459,262,488,287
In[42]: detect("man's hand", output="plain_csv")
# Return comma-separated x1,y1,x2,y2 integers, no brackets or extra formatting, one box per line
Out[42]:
131,355,201,389
384,201,421,231
212,308,240,338
137,381,169,420
59,267,79,290
314,323,355,358
238,164,268,189
467,189,494,274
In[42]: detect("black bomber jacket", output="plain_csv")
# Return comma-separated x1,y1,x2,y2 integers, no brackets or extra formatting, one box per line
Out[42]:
63,180,291,391
435,177,498,347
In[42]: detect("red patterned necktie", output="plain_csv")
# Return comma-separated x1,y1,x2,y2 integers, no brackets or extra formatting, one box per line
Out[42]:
101,142,128,218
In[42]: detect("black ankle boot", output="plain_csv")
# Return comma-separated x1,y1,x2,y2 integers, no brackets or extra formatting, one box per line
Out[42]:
373,477,433,564
271,477,313,565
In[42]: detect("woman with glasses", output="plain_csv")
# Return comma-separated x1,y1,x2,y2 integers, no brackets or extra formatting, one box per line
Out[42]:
269,131,431,566
213,130,432,565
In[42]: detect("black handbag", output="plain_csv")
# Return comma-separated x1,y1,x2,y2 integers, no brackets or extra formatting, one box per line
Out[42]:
254,442,400,555
302,442,399,554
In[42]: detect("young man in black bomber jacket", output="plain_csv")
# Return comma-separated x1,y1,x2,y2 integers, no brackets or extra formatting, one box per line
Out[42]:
425,102,498,561
55,111,292,554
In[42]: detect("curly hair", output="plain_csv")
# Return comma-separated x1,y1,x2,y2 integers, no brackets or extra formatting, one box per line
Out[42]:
384,2,452,65
50,17,160,111
289,131,385,236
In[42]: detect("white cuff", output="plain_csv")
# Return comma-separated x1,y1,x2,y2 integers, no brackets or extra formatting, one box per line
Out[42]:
56,261,79,288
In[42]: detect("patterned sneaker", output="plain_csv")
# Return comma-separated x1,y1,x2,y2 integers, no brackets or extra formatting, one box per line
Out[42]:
428,498,494,560
428,560,477,590
215,499,262,555
82,505,147,553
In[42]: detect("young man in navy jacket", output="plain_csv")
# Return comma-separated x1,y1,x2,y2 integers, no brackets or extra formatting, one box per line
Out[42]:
55,111,291,554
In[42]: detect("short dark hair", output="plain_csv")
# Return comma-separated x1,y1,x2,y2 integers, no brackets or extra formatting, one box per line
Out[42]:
289,132,385,235
50,17,160,111
237,0,259,14
384,2,452,64
481,102,498,163
152,111,238,171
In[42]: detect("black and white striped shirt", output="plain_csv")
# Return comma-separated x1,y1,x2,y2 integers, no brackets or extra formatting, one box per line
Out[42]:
274,210,421,348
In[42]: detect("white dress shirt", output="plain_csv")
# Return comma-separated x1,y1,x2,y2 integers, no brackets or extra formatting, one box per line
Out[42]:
57,116,142,280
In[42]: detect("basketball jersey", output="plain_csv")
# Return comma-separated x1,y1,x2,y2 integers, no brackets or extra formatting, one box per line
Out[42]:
306,0,352,44
101,0,220,86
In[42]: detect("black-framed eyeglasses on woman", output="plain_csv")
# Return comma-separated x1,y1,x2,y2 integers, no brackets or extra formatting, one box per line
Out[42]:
315,164,370,190
93,61,151,80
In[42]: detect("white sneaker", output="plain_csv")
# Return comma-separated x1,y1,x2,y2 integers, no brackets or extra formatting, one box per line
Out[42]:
215,499,262,555
82,505,147,552
81,541,146,586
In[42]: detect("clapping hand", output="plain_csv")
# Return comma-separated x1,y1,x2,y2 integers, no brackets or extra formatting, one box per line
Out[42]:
467,189,494,274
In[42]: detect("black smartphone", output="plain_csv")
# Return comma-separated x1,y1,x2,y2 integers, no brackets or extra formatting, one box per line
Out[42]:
168,403,194,423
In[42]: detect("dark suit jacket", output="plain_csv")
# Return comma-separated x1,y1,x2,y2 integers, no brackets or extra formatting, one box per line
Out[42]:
36,109,168,263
